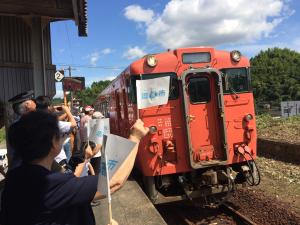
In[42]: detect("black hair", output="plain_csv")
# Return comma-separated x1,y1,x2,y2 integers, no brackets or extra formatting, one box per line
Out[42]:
12,102,22,115
35,96,51,112
8,111,60,162
84,141,96,150
68,141,96,171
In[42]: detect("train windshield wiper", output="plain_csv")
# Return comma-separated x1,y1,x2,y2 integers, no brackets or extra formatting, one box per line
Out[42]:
229,87,239,99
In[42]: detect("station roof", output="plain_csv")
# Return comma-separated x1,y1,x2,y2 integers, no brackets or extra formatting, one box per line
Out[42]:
0,0,88,36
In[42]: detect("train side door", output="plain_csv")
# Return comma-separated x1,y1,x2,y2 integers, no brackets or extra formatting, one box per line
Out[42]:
122,88,129,136
115,90,122,134
182,70,227,168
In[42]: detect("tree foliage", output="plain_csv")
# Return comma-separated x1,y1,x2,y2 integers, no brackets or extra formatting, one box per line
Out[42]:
52,98,64,105
251,48,300,106
75,80,112,105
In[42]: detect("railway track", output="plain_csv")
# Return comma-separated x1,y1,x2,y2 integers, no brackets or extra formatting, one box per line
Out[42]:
221,203,258,225
156,200,259,225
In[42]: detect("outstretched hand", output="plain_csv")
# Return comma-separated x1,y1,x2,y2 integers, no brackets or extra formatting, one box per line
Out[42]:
129,119,149,142
85,145,93,159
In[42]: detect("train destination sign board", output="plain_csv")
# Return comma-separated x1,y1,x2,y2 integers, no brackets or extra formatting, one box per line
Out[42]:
62,77,85,91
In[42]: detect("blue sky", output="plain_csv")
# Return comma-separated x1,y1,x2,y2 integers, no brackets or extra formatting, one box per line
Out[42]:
51,0,300,98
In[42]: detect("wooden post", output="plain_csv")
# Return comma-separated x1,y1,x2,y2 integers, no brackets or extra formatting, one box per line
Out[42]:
31,16,47,97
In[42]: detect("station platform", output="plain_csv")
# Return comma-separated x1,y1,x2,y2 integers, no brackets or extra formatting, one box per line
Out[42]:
93,178,167,225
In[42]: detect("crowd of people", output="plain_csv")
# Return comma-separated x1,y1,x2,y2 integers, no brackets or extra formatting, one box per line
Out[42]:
0,90,149,225
8,91,104,177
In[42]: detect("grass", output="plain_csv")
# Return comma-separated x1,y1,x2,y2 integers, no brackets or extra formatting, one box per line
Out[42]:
256,114,300,143
0,127,5,143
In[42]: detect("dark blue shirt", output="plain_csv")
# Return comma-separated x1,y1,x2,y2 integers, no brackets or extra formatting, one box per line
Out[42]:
1,163,98,225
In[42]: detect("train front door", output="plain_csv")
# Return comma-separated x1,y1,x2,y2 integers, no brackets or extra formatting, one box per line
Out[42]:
182,69,227,168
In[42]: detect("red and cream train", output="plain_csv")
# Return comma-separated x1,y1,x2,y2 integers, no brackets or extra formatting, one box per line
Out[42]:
94,47,260,204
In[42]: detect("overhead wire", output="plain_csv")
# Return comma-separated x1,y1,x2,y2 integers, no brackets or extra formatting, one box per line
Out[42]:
56,63,125,70
64,23,74,64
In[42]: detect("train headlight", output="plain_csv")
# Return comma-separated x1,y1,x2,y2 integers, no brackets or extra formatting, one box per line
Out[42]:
149,126,158,134
244,114,253,122
146,55,157,67
230,50,241,62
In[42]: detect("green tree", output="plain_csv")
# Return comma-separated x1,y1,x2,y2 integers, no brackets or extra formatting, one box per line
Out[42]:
75,80,112,105
52,98,64,105
251,48,300,106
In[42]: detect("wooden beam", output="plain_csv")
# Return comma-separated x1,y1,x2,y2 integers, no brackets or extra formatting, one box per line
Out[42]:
0,62,56,70
0,3,74,19
72,0,79,26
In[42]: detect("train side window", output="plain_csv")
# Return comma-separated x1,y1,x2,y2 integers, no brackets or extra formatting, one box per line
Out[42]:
188,77,211,104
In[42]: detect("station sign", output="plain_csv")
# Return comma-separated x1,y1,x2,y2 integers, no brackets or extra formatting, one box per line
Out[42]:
63,77,85,91
55,70,64,82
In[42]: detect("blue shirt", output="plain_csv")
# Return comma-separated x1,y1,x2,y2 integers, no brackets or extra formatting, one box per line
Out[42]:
1,163,98,225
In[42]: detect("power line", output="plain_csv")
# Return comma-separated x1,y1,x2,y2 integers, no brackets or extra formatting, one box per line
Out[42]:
56,63,125,70
64,23,74,64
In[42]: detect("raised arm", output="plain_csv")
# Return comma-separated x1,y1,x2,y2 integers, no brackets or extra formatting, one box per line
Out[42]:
109,119,149,193
62,105,76,128
93,119,149,200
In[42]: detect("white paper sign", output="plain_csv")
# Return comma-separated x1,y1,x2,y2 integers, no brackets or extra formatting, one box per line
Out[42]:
97,134,136,198
136,76,170,109
86,119,96,140
89,118,110,144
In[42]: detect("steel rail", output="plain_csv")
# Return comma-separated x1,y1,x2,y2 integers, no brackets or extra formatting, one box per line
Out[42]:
221,203,258,225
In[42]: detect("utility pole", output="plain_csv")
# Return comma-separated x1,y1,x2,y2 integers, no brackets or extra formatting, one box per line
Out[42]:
62,67,67,106
67,66,74,109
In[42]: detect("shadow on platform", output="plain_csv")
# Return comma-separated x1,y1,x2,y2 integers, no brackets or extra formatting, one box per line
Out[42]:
93,179,166,225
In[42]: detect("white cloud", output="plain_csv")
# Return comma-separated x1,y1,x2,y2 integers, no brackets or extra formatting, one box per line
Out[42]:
84,49,113,65
85,51,100,66
228,38,300,57
292,38,300,51
101,48,113,55
125,0,294,49
124,5,154,24
123,46,147,60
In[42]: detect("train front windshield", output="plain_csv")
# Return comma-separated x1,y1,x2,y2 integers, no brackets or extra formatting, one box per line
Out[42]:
128,73,179,103
221,68,251,93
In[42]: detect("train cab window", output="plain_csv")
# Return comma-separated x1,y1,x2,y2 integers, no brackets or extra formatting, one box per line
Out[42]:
182,52,211,64
188,77,211,104
129,73,179,103
221,68,250,93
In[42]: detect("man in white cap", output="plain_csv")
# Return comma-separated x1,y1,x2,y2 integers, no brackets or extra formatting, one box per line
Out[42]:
7,90,36,169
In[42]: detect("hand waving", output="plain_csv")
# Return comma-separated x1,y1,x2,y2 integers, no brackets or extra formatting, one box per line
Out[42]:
129,119,149,142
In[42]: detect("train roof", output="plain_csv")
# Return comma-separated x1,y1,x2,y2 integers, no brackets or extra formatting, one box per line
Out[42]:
98,46,250,98
128,47,249,74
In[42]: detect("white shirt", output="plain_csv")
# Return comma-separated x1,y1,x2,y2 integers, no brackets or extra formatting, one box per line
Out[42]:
93,147,101,158
54,121,71,163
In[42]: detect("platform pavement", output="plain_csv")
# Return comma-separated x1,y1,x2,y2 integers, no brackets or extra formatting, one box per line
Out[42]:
93,179,167,225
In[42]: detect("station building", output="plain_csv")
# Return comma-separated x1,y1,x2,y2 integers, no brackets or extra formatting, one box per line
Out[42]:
0,0,87,128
